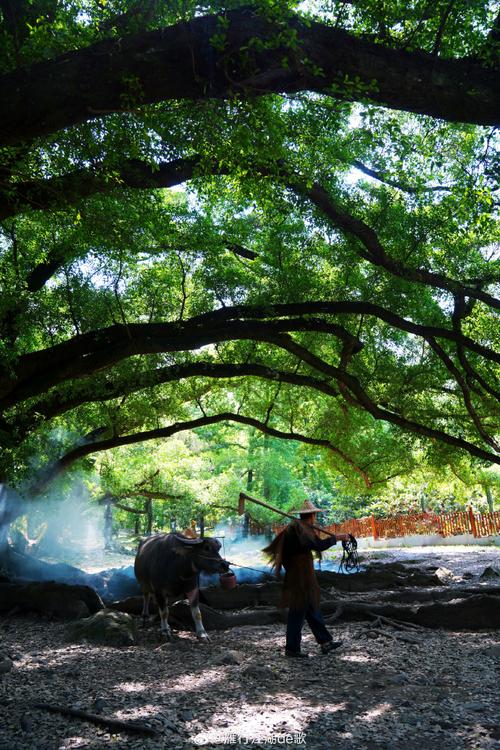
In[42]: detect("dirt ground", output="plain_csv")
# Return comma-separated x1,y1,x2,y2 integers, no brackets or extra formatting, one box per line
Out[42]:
0,546,498,750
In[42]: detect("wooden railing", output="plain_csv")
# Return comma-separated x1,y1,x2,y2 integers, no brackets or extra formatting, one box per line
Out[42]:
274,508,500,539
326,508,500,539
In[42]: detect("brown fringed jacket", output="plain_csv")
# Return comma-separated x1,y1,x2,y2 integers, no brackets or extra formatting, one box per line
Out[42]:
263,520,337,608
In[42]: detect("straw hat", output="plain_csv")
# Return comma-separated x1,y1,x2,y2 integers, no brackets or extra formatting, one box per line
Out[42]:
291,499,323,515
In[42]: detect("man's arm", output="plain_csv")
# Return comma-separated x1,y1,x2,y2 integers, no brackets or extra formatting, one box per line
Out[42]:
304,532,351,552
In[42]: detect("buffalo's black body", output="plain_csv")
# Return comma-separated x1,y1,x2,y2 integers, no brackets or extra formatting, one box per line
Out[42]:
134,532,228,640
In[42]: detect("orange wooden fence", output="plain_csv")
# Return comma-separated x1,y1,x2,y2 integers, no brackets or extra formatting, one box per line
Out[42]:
275,508,499,539
327,508,500,539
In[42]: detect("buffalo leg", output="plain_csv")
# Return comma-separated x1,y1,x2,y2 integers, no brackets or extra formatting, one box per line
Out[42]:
188,590,209,641
155,590,173,641
141,591,150,628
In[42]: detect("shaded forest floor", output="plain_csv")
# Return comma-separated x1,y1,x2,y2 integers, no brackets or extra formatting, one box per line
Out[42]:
1,612,499,750
1,546,498,749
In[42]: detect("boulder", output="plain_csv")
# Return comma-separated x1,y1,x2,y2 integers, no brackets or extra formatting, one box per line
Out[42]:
212,650,243,666
0,581,103,619
106,570,141,600
480,566,500,579
0,654,13,675
65,609,136,647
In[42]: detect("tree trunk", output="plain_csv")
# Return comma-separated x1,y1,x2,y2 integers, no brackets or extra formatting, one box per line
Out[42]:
484,485,495,513
103,500,113,550
145,499,153,534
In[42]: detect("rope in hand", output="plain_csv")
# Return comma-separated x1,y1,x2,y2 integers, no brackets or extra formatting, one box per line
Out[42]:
339,533,360,573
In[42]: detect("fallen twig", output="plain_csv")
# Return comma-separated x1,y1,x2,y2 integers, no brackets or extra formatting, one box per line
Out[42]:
32,702,161,736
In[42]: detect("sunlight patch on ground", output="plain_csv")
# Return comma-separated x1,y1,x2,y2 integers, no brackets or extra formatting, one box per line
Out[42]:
118,681,149,693
360,702,394,722
190,698,323,746
339,653,375,663
168,667,230,691
114,704,162,721
58,737,92,749
149,667,226,693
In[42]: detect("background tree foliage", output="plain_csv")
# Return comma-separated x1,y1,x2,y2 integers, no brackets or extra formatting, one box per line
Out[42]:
0,0,498,525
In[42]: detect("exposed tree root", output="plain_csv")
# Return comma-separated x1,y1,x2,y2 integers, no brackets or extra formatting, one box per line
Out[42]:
31,702,161,736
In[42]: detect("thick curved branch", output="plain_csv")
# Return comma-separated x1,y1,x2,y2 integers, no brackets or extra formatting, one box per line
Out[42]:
34,411,373,491
0,316,361,407
2,302,497,409
426,337,499,451
262,332,500,464
0,157,201,224
0,6,498,149
22,361,341,424
351,160,452,194
299,181,500,310
4,157,496,312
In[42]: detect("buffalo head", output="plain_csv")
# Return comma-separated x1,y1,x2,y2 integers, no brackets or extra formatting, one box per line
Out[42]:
177,535,229,574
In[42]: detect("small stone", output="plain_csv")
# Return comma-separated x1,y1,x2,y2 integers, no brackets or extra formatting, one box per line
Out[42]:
0,655,13,674
480,566,500,579
463,702,487,712
20,716,33,732
482,645,500,659
435,567,454,581
243,664,276,680
179,709,194,722
462,572,474,579
369,680,385,689
213,650,243,666
388,671,409,685
93,697,106,711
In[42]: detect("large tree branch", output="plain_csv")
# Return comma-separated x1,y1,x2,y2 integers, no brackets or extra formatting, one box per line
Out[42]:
351,160,452,194
0,157,201,224
262,332,500,464
4,156,496,312
34,411,374,491
22,361,341,425
2,302,497,409
0,316,361,407
299,180,500,310
0,6,498,148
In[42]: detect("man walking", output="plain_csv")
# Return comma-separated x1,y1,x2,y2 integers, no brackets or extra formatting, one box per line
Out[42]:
263,500,350,658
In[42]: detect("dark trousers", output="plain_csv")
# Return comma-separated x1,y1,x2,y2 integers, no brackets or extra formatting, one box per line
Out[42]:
286,603,333,653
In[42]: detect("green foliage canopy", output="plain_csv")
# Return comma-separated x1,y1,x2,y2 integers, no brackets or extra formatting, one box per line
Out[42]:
0,0,498,518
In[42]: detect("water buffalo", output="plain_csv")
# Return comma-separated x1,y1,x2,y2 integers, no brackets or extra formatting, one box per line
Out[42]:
134,533,229,641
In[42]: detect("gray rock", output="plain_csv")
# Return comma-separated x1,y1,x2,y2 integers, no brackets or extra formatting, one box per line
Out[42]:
93,697,106,711
0,655,13,674
463,701,487,712
213,650,243,666
20,716,33,732
435,567,454,582
179,710,194,722
65,609,136,647
388,671,409,685
243,664,276,680
480,566,500,579
482,645,500,659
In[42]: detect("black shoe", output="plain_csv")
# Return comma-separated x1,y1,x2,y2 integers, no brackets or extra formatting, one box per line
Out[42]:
285,649,309,658
320,641,343,654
